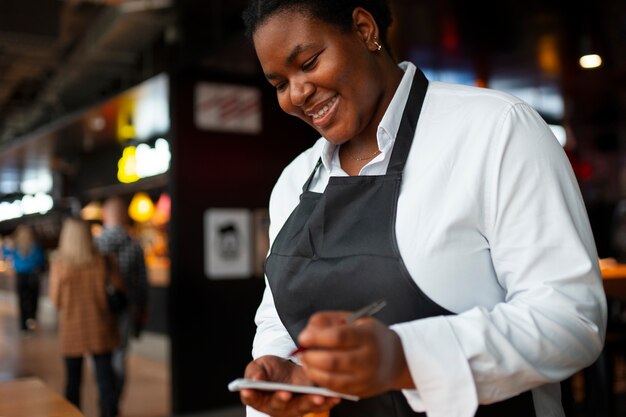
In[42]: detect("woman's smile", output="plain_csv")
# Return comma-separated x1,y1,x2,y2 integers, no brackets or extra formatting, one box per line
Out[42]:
308,94,339,128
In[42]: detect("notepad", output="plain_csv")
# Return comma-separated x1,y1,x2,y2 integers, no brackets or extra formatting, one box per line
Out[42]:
228,378,360,401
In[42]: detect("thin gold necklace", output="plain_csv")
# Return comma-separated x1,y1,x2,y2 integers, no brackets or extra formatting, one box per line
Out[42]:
345,148,382,161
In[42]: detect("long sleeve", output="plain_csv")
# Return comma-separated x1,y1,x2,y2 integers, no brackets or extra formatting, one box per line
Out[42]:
392,102,607,417
251,158,307,360
252,283,298,359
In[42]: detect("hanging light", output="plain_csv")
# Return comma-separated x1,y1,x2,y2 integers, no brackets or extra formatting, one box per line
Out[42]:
537,35,560,75
152,192,171,226
578,35,602,69
128,192,155,223
579,54,602,69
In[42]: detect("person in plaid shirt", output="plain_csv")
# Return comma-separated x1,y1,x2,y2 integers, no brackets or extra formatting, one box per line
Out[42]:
96,197,148,416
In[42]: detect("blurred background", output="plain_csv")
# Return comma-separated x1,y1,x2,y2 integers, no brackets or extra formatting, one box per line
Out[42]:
0,0,624,416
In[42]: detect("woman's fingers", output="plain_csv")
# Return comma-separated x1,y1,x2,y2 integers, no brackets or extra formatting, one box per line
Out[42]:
241,389,340,417
241,355,341,417
243,359,269,381
302,365,372,396
298,318,413,396
298,312,361,349
307,311,352,327
240,390,293,417
301,346,366,373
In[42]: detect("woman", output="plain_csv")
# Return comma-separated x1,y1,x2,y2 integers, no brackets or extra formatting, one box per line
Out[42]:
240,1,607,417
10,224,44,332
49,217,124,417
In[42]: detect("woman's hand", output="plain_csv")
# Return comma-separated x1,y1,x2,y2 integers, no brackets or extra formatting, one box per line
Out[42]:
240,355,341,417
296,312,415,398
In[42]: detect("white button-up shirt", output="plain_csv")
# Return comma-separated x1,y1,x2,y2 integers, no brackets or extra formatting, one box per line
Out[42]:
249,62,607,417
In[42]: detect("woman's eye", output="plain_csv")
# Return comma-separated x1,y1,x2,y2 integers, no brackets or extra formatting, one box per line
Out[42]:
302,54,319,71
275,82,287,92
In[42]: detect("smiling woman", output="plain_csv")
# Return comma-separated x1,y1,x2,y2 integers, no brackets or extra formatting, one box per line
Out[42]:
238,1,607,417
246,1,401,175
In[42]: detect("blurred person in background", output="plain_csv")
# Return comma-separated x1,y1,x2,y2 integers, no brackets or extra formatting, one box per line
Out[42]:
9,224,45,333
0,234,15,273
49,217,124,417
238,1,607,416
96,196,148,415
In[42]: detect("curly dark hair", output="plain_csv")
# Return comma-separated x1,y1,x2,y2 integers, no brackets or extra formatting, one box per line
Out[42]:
242,0,393,50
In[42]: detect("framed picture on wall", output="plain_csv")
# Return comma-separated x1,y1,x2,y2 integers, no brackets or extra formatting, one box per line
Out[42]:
204,208,252,279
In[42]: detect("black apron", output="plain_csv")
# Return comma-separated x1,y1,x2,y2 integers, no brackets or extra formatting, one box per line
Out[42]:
265,69,537,417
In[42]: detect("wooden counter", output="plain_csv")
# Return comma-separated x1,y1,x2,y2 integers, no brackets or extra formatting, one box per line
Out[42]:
0,377,84,417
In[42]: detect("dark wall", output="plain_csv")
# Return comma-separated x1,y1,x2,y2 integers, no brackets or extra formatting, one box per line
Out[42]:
168,68,317,414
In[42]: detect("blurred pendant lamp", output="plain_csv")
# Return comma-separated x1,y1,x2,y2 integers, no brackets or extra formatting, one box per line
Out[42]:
579,35,602,69
537,34,561,75
152,192,171,226
128,192,155,223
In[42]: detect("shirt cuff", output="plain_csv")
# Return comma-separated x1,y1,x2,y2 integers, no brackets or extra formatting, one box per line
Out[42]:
391,317,478,417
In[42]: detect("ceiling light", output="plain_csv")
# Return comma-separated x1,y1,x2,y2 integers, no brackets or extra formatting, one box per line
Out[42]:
579,54,602,69
578,35,602,69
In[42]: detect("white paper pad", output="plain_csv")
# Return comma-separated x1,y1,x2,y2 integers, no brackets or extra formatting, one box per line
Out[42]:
228,378,359,401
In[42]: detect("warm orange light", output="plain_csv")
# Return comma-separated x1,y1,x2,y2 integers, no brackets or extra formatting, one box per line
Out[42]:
538,35,560,75
80,201,103,221
128,192,155,223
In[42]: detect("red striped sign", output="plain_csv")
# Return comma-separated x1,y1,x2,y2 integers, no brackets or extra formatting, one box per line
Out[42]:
194,83,262,134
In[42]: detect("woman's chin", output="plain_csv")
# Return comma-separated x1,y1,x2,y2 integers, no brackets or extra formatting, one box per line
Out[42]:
313,127,352,145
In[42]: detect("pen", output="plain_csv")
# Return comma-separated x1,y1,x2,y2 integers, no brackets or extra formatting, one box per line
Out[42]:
289,299,387,356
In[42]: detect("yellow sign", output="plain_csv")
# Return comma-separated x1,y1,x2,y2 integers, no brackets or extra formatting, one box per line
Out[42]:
117,98,136,142
117,139,171,184
117,146,140,183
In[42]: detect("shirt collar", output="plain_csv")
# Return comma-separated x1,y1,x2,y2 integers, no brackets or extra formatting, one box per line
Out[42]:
320,61,417,171
378,61,415,147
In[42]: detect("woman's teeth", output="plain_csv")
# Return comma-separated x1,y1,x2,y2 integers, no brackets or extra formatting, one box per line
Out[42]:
312,96,337,119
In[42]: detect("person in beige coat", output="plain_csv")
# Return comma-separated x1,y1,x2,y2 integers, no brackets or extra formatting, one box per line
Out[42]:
49,217,125,417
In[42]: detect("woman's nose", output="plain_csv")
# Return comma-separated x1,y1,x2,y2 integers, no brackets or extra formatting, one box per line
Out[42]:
290,79,314,108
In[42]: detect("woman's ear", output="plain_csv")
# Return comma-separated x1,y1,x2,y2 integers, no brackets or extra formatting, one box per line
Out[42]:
352,7,380,50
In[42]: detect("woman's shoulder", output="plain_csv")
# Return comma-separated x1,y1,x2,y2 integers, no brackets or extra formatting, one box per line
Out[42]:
422,81,549,145
427,81,526,114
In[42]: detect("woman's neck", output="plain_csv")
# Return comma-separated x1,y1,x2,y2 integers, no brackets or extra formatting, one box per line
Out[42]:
339,63,403,175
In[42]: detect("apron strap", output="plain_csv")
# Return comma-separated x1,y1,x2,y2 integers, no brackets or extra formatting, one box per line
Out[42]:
302,158,323,193
386,68,429,175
